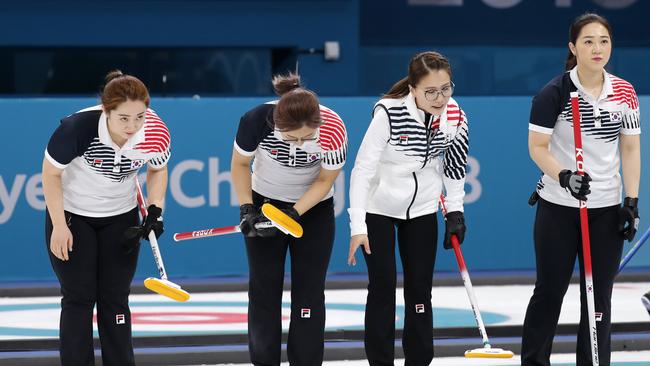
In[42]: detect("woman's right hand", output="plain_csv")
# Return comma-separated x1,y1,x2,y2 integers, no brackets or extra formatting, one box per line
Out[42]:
50,225,73,261
348,234,371,266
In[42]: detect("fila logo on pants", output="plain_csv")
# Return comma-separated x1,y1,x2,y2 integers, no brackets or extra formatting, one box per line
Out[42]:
415,304,425,313
301,308,311,318
116,314,126,325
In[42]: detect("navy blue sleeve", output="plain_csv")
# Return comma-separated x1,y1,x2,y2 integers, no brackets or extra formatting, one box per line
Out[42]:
234,104,273,156
529,75,564,132
45,110,99,168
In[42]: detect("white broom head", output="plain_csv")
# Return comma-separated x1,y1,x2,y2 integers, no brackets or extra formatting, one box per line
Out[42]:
465,347,514,358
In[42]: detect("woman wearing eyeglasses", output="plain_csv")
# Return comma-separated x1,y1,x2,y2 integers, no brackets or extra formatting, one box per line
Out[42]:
347,51,469,365
231,72,348,366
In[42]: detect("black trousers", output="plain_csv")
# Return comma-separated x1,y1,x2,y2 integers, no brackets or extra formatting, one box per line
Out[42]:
362,212,438,366
46,208,140,366
245,192,335,366
521,199,623,366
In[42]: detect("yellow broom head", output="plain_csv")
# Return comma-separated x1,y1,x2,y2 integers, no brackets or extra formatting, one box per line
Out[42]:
465,347,514,358
261,203,303,238
144,277,190,302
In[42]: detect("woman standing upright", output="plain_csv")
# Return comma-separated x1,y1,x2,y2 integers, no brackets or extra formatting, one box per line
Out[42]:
231,73,347,366
42,70,171,365
348,51,470,365
523,13,641,366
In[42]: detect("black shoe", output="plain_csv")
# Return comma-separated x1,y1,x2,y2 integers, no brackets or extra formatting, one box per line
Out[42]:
642,292,650,316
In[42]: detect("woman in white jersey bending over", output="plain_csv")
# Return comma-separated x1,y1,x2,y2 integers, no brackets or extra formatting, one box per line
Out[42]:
42,70,171,366
348,51,470,365
231,73,347,366
523,13,641,366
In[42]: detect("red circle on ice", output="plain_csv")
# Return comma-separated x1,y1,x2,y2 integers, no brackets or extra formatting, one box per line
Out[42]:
132,312,248,324
93,312,291,325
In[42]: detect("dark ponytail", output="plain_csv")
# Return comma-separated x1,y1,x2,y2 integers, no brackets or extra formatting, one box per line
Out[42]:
272,72,302,96
565,13,612,71
101,70,150,112
565,49,577,71
384,51,452,99
384,77,410,99
271,73,321,131
104,70,125,85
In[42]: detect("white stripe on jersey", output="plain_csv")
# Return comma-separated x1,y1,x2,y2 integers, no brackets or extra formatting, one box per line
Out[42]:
251,104,348,202
46,106,171,217
532,69,640,209
348,94,469,236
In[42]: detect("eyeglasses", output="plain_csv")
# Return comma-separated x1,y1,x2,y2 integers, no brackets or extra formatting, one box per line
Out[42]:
280,132,318,144
281,136,318,144
423,82,455,101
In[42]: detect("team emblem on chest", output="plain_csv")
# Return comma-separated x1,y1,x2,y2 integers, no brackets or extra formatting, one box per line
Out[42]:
307,153,320,162
130,159,145,170
610,111,622,122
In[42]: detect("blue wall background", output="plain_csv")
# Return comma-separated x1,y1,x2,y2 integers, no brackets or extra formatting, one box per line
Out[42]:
0,97,648,282
0,0,648,281
1,0,650,96
0,1,360,96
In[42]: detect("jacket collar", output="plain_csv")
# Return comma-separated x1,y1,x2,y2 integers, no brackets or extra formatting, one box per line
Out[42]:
569,67,613,101
404,92,450,127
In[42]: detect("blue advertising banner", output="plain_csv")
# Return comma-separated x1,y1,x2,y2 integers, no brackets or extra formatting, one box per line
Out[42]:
0,96,648,282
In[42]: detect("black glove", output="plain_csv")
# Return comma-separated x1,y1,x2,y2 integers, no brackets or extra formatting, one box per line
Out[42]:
444,211,466,250
619,197,639,242
142,204,164,240
123,204,163,252
255,218,278,237
281,206,301,223
558,169,592,201
124,205,164,240
240,204,278,238
240,203,260,237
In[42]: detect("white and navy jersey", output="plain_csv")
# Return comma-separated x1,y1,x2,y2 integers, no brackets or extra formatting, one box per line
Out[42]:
233,101,347,202
529,68,640,208
45,105,171,217
348,93,469,236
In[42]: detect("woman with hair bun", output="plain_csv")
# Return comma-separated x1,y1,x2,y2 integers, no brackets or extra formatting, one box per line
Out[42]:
231,72,348,365
42,70,171,365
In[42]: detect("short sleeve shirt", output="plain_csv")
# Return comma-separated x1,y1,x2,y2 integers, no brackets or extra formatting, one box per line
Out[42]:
529,68,640,208
45,105,171,217
234,102,347,202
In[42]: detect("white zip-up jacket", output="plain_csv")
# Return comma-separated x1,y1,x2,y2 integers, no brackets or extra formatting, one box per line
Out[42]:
348,93,469,236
